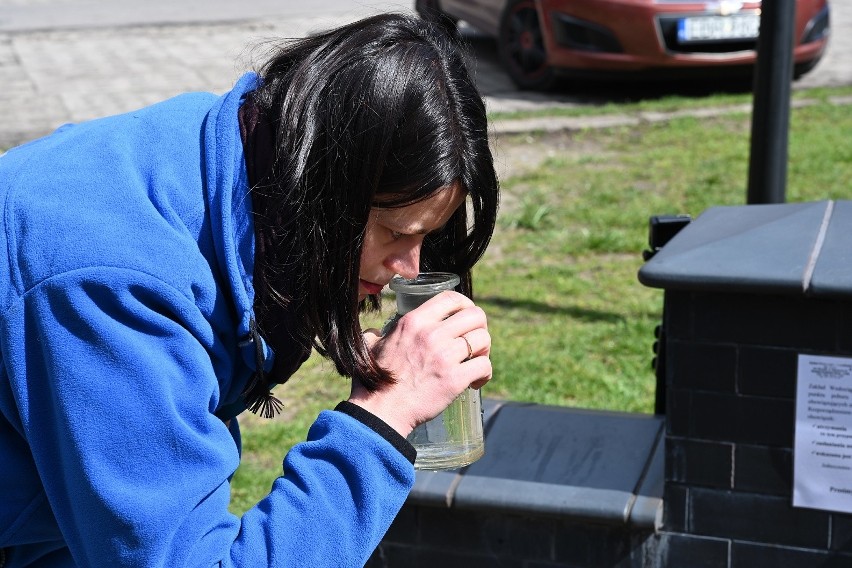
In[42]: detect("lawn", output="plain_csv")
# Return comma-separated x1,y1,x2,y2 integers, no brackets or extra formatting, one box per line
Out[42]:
223,85,852,514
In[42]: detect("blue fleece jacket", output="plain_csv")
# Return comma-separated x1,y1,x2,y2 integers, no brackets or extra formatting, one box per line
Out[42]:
0,73,414,567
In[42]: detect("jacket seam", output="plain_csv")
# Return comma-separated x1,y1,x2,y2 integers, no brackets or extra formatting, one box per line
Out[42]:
0,491,48,547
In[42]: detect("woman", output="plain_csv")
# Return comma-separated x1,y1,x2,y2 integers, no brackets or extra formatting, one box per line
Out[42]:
0,12,498,567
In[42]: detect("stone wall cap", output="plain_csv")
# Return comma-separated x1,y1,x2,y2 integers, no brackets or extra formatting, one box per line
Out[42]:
407,401,664,530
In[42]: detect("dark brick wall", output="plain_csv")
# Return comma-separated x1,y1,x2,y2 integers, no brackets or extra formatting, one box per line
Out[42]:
367,505,657,568
660,290,852,566
368,286,852,566
368,402,664,566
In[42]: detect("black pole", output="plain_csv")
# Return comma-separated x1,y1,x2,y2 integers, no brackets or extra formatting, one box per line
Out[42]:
747,0,796,204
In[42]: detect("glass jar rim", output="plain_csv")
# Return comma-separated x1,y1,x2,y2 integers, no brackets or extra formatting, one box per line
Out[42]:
388,272,460,295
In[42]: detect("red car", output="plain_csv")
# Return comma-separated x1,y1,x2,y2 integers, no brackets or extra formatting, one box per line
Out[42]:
416,0,830,90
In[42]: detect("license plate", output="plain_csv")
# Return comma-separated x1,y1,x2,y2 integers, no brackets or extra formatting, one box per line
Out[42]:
677,14,760,43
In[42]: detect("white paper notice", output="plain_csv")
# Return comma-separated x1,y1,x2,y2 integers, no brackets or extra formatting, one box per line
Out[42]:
794,354,852,513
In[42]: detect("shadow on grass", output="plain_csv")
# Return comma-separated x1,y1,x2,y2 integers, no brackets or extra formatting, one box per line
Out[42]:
478,295,626,323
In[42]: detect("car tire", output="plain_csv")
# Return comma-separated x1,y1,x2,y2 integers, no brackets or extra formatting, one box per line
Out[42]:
498,0,555,90
415,0,459,34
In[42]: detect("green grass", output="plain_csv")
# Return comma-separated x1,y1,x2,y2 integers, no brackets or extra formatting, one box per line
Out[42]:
223,87,852,515
0,85,846,516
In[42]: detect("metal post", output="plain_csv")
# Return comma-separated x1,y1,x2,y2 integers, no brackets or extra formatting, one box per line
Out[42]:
747,0,796,204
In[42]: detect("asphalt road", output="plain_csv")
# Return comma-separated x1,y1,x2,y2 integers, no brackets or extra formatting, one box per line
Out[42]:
0,0,849,146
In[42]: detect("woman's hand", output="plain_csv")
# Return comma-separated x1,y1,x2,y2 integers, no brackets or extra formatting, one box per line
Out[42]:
347,291,492,438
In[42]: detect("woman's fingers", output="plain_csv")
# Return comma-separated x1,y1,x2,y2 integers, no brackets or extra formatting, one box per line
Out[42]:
416,290,476,321
356,290,493,432
410,291,487,338
363,327,381,349
462,355,493,390
456,328,492,391
458,328,490,361
399,291,491,386
459,334,474,361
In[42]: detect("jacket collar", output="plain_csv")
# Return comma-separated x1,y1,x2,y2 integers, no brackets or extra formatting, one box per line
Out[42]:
203,73,275,419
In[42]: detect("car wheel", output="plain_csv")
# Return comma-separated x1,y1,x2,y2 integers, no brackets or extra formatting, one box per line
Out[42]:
415,0,458,33
498,0,555,90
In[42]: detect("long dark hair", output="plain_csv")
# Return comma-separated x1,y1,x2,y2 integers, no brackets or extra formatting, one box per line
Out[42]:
250,13,499,392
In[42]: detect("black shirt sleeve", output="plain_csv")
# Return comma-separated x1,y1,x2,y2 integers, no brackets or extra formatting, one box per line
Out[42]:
334,401,417,465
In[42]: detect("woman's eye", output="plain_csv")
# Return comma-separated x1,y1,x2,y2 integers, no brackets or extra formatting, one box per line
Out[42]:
390,230,404,241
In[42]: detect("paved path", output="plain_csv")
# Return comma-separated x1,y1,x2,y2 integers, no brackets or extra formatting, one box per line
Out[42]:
0,0,849,148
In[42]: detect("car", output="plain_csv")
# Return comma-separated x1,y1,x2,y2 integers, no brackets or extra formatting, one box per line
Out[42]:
415,0,831,90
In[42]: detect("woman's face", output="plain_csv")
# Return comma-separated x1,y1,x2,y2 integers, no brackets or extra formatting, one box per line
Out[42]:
359,184,465,301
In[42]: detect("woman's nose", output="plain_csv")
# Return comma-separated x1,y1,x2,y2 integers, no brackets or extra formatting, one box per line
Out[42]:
389,243,421,280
